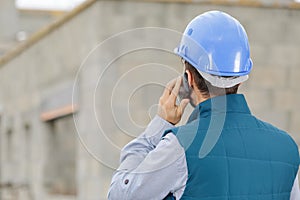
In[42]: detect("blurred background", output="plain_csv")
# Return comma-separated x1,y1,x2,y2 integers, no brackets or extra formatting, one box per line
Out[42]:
0,0,300,199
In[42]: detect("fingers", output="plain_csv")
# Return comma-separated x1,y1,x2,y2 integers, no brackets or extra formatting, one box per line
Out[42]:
179,99,190,114
161,78,177,100
169,76,182,103
158,76,190,125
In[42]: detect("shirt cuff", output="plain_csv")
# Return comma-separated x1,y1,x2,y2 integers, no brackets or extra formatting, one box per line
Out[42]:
141,115,175,147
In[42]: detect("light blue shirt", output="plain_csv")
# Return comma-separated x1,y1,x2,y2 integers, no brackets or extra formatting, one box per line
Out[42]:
108,115,300,200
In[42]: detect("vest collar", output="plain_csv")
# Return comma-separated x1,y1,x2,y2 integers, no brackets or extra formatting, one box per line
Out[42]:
187,94,251,123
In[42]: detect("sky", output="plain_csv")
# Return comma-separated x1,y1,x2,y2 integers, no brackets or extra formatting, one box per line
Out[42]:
15,0,87,11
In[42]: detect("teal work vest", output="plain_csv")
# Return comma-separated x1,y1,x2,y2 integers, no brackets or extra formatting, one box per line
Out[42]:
165,94,299,200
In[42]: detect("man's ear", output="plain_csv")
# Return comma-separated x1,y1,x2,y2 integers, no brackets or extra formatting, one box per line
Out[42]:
185,70,193,88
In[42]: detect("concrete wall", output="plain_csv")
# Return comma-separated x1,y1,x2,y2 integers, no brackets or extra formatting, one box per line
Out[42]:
0,1,299,199
0,0,58,56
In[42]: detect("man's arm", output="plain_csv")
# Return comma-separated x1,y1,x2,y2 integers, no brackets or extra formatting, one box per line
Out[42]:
108,77,189,200
117,115,175,172
290,174,299,200
107,116,188,200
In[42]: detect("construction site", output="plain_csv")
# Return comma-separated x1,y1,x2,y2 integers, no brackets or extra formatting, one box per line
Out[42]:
0,0,299,199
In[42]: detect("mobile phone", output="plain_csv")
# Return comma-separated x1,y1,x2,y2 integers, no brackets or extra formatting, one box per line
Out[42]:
178,72,190,101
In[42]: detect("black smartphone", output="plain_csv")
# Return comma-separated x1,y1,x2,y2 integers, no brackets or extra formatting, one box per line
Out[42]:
178,72,190,101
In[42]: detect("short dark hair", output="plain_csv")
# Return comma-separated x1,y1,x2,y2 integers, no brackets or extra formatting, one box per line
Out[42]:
184,61,239,98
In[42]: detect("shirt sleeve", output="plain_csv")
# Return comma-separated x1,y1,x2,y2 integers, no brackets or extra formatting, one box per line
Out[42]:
290,173,299,200
107,115,188,200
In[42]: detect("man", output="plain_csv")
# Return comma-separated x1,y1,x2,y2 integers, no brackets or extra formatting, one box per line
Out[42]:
108,11,300,200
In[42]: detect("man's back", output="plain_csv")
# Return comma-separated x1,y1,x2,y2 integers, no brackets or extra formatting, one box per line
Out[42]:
167,94,299,200
108,11,300,200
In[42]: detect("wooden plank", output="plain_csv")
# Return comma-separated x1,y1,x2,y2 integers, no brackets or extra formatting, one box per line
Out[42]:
0,0,97,67
40,104,78,121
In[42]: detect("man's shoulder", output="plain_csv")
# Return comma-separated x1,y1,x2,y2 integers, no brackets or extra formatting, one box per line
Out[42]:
253,116,299,157
164,119,200,136
254,116,295,138
162,119,202,151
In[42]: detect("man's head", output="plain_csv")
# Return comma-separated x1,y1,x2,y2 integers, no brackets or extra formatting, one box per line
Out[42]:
175,11,252,106
183,60,240,106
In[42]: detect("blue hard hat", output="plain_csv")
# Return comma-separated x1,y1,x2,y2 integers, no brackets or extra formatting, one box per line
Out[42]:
175,11,253,77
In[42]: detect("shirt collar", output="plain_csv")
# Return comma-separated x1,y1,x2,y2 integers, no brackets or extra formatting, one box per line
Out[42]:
187,94,251,123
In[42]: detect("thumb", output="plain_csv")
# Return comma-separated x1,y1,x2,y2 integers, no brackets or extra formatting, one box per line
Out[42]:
179,99,190,114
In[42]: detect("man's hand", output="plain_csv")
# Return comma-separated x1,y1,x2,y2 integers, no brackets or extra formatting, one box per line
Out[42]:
158,77,190,125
